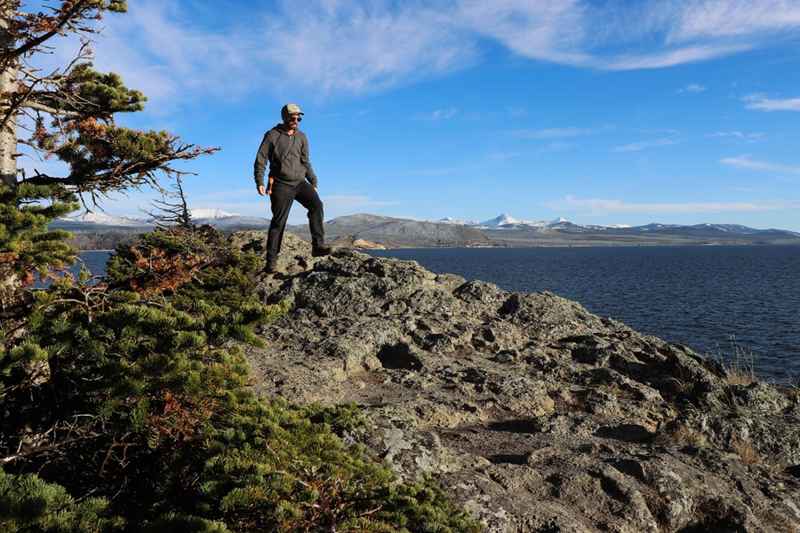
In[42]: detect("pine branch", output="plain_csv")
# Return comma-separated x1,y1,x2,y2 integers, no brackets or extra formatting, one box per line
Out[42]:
147,175,194,229
3,0,91,62
23,99,81,118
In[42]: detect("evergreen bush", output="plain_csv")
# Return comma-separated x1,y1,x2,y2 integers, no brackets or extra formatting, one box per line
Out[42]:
1,2,480,529
2,227,480,531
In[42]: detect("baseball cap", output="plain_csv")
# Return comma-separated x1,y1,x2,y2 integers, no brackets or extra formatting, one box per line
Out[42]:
282,103,304,117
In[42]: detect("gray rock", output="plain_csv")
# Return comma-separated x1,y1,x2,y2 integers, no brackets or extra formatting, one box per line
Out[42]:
236,232,800,532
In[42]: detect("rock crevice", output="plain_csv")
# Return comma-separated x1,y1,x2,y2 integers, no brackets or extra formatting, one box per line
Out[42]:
238,233,800,532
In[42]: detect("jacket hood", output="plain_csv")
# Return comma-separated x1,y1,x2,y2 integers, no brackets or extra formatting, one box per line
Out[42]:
271,123,299,136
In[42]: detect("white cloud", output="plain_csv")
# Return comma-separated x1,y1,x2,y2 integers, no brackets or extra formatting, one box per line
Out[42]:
678,83,707,93
487,151,522,161
417,108,459,121
83,0,800,101
403,166,463,177
668,0,800,42
92,1,260,111
743,94,800,112
260,1,475,94
602,43,752,70
512,127,601,140
455,1,591,66
708,131,766,141
550,195,798,214
613,138,678,152
539,142,574,153
721,155,800,174
453,1,794,71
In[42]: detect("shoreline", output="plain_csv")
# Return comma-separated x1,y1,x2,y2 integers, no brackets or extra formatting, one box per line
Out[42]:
76,242,800,253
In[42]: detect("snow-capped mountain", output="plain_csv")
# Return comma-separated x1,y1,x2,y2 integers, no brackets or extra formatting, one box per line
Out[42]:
437,217,480,225
60,211,149,227
190,208,239,219
53,208,270,230
52,209,800,244
468,214,610,230
188,208,270,229
476,213,550,228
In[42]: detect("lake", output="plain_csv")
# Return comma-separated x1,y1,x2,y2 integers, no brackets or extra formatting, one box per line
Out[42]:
369,245,800,383
78,245,800,382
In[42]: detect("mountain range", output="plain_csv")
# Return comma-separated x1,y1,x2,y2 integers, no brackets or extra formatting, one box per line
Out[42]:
53,211,800,248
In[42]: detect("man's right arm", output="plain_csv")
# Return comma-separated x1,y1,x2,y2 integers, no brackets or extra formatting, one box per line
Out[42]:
254,132,271,188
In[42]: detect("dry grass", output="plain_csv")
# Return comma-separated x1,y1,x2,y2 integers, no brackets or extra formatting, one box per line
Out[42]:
658,422,709,449
726,366,756,386
714,338,758,386
730,438,761,465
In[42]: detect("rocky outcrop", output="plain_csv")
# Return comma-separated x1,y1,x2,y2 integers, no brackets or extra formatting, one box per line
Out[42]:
239,232,800,532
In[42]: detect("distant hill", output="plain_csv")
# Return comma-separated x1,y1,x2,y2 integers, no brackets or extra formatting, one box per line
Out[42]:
289,213,490,247
52,211,800,249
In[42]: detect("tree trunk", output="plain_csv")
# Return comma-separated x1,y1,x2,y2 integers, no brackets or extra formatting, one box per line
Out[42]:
0,7,21,311
0,6,18,188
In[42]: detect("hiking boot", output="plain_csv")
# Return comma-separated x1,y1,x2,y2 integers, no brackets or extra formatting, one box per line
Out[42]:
263,259,278,274
311,244,332,257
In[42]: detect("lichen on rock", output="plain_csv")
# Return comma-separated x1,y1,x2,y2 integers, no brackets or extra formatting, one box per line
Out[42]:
241,232,800,532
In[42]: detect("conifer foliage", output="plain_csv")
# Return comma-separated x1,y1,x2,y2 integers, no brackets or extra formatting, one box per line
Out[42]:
3,226,479,531
0,0,216,312
0,2,480,531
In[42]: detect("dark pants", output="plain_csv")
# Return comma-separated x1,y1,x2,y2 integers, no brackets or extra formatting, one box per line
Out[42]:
267,180,325,262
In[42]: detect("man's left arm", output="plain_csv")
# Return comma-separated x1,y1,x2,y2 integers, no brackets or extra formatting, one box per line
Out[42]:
301,133,318,189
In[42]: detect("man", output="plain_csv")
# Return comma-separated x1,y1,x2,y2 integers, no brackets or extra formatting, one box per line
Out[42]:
254,103,331,273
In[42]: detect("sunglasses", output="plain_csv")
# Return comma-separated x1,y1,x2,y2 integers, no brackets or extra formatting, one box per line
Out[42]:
289,114,303,122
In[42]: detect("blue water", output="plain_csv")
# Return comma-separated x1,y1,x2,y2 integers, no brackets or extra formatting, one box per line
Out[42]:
77,246,800,382
368,246,800,382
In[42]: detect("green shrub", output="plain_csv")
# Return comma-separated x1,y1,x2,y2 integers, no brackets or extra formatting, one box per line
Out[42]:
0,468,124,532
1,227,481,532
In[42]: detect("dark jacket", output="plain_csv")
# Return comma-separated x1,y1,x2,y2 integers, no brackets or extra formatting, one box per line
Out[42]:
253,124,318,188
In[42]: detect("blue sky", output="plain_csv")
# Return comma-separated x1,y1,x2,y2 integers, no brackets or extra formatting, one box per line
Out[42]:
30,0,800,230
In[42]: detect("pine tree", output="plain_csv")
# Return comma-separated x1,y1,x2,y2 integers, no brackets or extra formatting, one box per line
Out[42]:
0,1,215,313
0,4,481,530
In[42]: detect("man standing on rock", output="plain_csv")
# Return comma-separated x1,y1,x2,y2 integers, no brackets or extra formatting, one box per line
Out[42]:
254,103,331,273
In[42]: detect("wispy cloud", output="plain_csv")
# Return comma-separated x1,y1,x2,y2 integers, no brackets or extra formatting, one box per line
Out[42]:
743,94,800,112
456,1,794,71
87,0,800,100
512,126,608,140
402,166,463,177
261,1,474,94
93,1,260,111
602,43,752,70
678,83,707,94
668,1,800,41
539,142,574,153
416,108,459,121
487,151,523,162
721,155,800,174
613,138,678,153
708,131,766,141
549,195,799,214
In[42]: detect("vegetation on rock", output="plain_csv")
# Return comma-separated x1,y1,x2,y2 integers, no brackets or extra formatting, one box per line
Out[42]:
1,3,478,531
3,226,479,531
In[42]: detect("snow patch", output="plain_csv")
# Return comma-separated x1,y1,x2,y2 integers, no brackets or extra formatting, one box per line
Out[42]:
61,211,147,226
191,208,239,219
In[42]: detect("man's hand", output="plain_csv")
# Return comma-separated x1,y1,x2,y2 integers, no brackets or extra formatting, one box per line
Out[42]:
258,177,275,196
